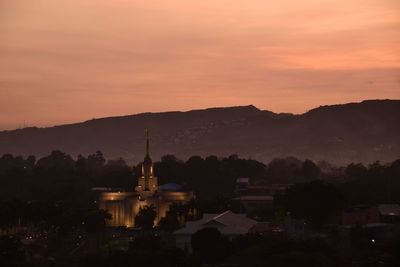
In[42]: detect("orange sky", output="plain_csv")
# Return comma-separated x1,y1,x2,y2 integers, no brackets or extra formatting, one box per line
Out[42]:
1,0,399,130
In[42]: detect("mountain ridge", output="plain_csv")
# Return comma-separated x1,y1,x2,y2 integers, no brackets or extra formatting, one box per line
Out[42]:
1,99,399,165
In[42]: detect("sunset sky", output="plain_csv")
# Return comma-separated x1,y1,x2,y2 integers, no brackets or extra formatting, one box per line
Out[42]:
1,0,399,130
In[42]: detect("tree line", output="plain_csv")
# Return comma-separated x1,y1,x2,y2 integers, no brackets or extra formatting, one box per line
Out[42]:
0,151,399,204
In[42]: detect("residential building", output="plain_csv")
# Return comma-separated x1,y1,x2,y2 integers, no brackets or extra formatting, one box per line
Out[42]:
173,210,257,252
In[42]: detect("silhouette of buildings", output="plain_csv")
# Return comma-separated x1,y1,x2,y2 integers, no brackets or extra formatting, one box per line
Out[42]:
232,177,292,214
342,204,400,225
98,130,194,227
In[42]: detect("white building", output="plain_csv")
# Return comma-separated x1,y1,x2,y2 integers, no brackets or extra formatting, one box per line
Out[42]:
98,130,194,227
173,210,257,252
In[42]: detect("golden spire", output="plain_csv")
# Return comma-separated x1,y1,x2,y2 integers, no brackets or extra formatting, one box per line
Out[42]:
146,129,150,156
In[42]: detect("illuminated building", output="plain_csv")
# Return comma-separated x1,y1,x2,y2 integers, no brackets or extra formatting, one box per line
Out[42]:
98,130,195,227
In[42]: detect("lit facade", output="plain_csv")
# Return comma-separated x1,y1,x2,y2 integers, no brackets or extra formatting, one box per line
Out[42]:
98,129,195,227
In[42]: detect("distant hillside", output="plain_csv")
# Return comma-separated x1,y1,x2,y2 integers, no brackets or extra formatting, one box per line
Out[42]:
0,100,399,165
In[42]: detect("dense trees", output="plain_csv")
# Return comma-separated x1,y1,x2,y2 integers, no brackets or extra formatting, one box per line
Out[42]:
0,151,331,206
266,157,323,183
153,154,266,200
284,180,346,228
339,159,400,205
1,151,399,214
0,199,111,235
345,163,368,179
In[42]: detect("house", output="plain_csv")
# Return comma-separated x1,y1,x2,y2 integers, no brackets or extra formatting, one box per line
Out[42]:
173,210,257,252
342,204,400,226
341,204,400,244
235,177,250,191
342,205,379,226
378,204,400,223
232,178,292,213
231,195,273,213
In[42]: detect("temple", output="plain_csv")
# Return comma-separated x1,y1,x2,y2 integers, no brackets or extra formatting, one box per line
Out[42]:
98,130,195,227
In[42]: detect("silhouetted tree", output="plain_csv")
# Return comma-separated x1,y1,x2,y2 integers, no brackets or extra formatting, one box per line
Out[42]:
99,158,132,189
267,157,302,183
300,160,321,180
191,227,229,263
158,203,195,232
154,154,185,184
345,163,368,179
88,151,106,168
82,209,111,233
35,150,75,171
135,205,156,230
284,180,346,228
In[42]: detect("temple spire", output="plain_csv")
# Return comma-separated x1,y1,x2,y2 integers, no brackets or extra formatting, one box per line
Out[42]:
146,129,150,156
135,128,158,196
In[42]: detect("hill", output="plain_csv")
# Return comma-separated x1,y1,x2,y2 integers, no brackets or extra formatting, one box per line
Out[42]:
0,100,399,164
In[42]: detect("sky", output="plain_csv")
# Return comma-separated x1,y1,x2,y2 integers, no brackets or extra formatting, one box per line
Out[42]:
1,0,399,130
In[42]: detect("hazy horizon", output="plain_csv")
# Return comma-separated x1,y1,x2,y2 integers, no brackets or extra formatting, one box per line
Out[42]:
1,0,399,130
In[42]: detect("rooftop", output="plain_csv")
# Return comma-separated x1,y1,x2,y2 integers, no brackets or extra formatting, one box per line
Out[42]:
174,210,256,236
232,195,274,201
378,204,400,216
